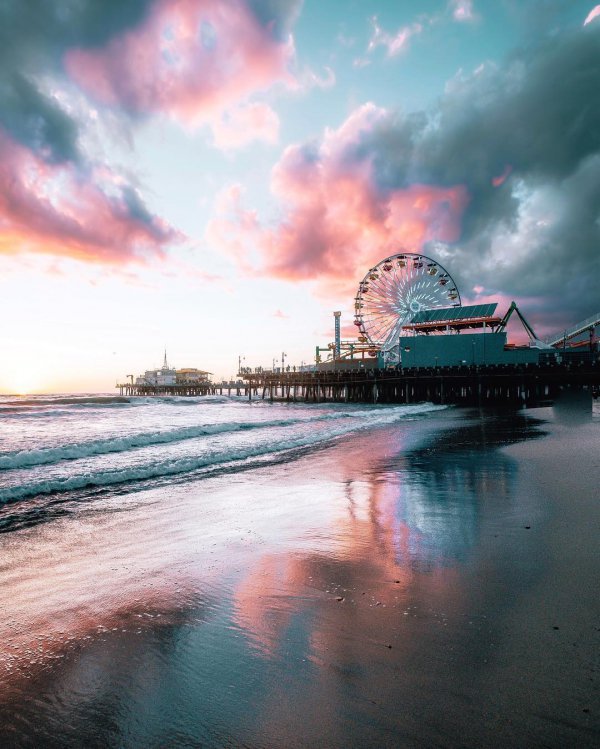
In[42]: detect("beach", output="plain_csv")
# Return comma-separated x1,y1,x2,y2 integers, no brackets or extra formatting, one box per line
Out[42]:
0,396,598,748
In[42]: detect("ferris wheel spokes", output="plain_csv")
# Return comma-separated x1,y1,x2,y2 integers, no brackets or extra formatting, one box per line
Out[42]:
353,252,461,351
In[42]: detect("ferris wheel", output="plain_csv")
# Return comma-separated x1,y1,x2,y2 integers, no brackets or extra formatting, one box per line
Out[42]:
353,252,461,351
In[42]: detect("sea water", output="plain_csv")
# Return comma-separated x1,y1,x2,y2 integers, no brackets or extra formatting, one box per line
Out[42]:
0,393,445,508
1,394,597,748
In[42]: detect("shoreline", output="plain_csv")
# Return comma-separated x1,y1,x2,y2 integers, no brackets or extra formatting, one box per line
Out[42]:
0,405,597,747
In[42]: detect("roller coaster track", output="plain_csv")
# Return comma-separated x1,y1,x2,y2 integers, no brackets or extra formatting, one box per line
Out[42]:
546,312,600,347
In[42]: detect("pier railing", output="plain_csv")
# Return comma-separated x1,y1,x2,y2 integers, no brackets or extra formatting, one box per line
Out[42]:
238,359,600,407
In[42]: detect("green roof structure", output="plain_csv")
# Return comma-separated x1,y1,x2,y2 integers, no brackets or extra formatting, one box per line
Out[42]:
410,303,498,324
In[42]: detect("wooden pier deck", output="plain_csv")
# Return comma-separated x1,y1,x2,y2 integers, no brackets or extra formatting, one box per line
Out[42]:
117,360,599,406
116,382,215,397
240,361,599,407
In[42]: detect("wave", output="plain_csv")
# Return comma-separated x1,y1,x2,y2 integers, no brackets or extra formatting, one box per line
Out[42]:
0,393,258,414
0,404,446,503
0,413,355,470
1,396,131,407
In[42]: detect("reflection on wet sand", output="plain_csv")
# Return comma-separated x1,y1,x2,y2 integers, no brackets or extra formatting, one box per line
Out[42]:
3,410,592,749
230,415,539,746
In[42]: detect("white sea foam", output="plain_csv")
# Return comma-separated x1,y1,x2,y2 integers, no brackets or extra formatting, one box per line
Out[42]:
1,396,131,407
0,403,446,503
0,413,352,470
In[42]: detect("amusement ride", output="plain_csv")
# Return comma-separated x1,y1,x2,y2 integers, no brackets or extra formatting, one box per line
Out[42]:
351,252,461,363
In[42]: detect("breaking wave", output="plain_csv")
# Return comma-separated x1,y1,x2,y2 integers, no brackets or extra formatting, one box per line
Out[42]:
0,404,446,503
0,414,352,470
2,396,131,407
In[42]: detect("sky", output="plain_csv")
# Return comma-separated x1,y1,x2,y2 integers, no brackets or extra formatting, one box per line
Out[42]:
0,0,599,393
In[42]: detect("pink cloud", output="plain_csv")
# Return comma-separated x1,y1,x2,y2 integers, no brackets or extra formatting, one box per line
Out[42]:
0,128,181,264
65,0,295,128
273,309,289,319
211,102,279,149
584,5,600,25
205,184,261,274
450,0,476,23
298,66,336,90
492,164,512,187
207,105,470,299
367,16,423,57
340,323,360,338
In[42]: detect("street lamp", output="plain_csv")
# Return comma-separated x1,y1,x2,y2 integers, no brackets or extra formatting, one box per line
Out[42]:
281,351,287,371
272,357,278,372
238,354,245,374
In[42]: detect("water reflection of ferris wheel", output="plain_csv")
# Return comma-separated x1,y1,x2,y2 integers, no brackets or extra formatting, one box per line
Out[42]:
354,252,461,351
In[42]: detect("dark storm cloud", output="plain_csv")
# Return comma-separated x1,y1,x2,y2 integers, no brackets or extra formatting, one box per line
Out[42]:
0,0,186,263
247,0,303,41
355,21,600,326
0,0,153,164
121,185,161,228
0,0,152,60
0,73,80,164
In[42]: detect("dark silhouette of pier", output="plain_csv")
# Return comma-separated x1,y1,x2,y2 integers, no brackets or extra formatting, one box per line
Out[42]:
117,360,599,406
238,360,599,407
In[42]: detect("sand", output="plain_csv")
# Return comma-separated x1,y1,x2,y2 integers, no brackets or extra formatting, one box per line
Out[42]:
0,404,598,748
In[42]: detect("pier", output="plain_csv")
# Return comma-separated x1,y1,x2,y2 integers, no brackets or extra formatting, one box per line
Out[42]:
238,360,599,407
116,382,215,397
117,359,599,406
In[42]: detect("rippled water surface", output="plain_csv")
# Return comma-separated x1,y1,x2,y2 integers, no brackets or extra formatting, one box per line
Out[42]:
0,394,598,748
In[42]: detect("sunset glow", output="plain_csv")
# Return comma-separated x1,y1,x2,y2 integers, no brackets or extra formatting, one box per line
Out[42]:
1,1,599,391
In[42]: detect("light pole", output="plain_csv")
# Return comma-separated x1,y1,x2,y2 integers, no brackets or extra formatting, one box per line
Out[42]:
238,354,245,374
272,357,278,372
281,351,287,371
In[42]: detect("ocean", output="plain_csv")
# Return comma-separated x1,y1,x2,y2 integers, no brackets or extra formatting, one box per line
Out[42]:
0,394,598,747
0,394,446,507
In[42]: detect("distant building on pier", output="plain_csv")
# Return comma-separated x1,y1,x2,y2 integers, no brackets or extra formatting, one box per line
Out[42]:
176,368,212,383
134,352,211,386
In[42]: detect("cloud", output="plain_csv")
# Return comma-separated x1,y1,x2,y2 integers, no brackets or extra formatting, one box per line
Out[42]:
491,164,513,187
211,102,280,149
367,16,424,57
584,5,600,25
0,0,303,262
449,0,477,23
297,65,336,91
365,3,477,61
208,104,468,299
65,0,299,126
0,128,181,263
211,22,600,329
352,57,371,69
205,184,262,275
0,0,180,263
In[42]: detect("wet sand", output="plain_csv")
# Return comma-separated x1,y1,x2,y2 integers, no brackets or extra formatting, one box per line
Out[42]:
0,406,598,748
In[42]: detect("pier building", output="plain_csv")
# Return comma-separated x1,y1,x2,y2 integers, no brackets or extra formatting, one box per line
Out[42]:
176,368,212,383
119,351,213,395
396,302,541,368
135,351,176,386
